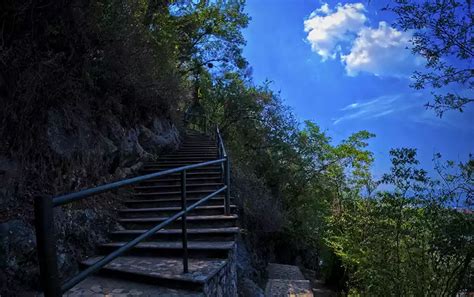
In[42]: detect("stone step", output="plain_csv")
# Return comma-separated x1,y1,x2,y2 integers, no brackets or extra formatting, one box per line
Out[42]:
109,227,239,242
98,241,235,259
267,263,306,280
155,157,219,163
174,152,218,157
134,183,223,193
141,165,222,172
143,163,221,168
80,256,227,292
156,156,218,161
139,171,223,180
133,189,223,199
138,177,222,186
141,172,222,179
118,214,238,229
140,166,222,173
65,275,205,296
124,196,228,208
145,159,218,165
178,149,217,153
146,158,218,162
119,205,237,218
163,151,219,156
180,144,216,148
265,263,314,297
265,279,313,297
181,142,216,147
177,149,218,153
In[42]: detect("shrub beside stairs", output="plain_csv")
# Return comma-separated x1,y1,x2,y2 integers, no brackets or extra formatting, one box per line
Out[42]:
65,131,239,296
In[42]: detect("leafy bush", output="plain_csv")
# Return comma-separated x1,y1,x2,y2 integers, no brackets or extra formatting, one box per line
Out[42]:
327,149,473,296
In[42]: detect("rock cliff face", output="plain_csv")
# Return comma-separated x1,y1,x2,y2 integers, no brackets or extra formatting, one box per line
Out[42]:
0,0,188,294
0,104,182,296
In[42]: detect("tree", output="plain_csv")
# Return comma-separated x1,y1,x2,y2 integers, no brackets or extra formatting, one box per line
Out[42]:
171,0,249,74
387,0,473,116
326,148,473,296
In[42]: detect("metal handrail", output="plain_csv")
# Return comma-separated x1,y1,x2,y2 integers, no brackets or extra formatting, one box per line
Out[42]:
61,186,227,292
216,126,227,157
216,126,231,215
34,132,231,297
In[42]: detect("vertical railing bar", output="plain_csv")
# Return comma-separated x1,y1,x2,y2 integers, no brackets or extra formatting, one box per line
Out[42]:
217,126,225,183
216,126,220,159
181,170,189,273
224,158,231,215
221,155,224,183
34,196,61,297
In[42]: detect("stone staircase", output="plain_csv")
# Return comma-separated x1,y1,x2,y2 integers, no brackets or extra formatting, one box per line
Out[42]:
265,263,314,297
66,131,238,296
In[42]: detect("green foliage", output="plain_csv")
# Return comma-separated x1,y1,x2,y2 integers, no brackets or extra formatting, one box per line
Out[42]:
327,149,473,296
169,2,474,294
387,0,473,116
170,0,249,72
188,66,376,269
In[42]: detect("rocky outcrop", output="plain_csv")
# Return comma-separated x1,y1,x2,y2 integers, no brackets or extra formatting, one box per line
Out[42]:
0,220,39,293
238,277,265,297
236,238,265,297
138,118,180,155
0,105,182,296
46,109,180,169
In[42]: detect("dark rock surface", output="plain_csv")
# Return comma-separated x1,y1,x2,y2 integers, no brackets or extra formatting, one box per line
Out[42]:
236,238,265,297
0,110,181,296
238,277,265,297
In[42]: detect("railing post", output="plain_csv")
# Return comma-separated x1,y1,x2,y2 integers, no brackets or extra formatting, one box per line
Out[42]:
224,158,231,215
180,171,189,273
216,132,220,159
34,196,61,297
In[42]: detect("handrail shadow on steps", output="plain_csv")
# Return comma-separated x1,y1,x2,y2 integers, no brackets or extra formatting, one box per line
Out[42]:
34,127,230,297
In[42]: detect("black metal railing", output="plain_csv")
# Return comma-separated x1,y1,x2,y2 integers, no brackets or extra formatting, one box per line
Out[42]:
34,127,230,297
216,126,230,215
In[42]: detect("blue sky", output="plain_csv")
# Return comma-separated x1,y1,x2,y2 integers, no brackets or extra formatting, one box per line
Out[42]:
242,0,474,177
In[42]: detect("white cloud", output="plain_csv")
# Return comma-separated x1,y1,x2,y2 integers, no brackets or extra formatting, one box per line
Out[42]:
304,2,423,78
304,2,367,60
341,98,379,111
333,94,404,124
342,22,422,77
333,92,474,128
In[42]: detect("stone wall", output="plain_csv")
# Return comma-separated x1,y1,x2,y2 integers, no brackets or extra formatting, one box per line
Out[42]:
203,246,237,297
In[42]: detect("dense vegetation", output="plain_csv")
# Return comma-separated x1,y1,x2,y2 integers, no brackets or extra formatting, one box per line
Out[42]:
1,0,472,295
191,58,473,295
181,1,474,295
